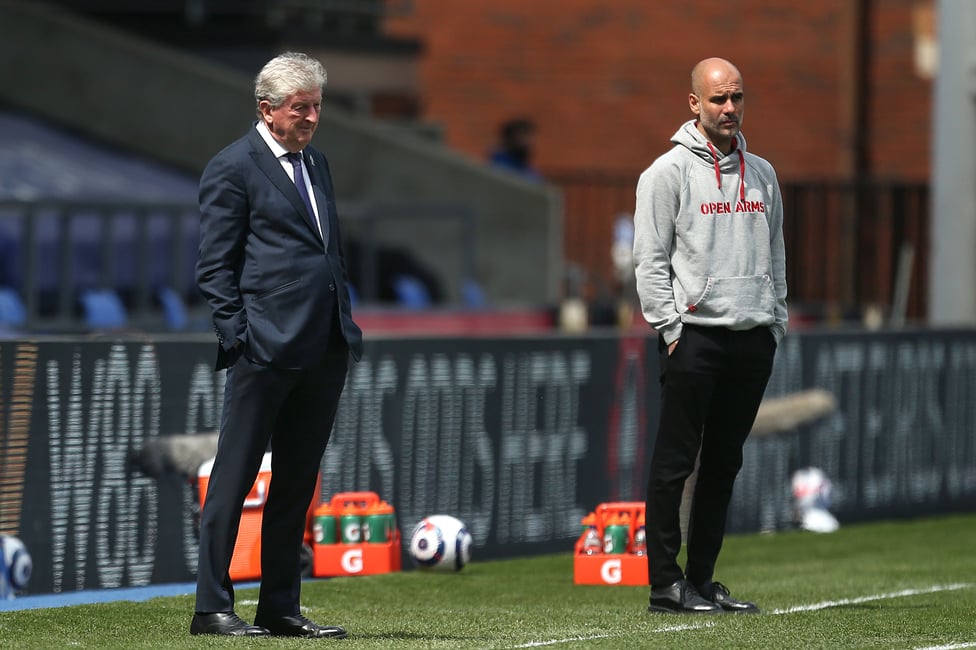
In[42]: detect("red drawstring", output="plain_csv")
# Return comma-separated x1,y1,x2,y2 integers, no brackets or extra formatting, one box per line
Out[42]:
706,142,722,190
737,149,745,201
706,141,747,202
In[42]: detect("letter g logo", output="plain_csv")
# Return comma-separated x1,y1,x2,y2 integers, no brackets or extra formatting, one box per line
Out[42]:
341,549,363,573
600,559,622,584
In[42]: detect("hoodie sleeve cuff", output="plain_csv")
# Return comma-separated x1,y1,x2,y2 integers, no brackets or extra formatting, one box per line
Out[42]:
770,324,786,345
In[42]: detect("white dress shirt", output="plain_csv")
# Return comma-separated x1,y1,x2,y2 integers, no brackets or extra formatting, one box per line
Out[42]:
255,121,322,238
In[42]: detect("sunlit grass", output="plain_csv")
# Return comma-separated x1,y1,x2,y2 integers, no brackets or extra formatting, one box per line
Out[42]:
1,513,974,649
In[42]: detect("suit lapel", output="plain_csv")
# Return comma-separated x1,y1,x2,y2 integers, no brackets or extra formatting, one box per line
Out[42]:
247,129,322,240
311,185,330,247
306,155,332,247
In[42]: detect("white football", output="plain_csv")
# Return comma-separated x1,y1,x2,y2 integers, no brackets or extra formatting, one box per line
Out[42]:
0,535,32,598
408,515,473,571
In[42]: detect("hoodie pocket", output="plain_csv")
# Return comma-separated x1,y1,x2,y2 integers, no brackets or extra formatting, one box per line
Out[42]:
686,275,775,321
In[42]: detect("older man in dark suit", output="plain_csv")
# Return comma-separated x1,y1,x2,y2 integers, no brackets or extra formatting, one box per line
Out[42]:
191,51,362,638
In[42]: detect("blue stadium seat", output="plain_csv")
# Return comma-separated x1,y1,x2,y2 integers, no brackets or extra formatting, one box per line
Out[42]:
462,278,488,309
392,274,432,309
80,289,127,329
157,286,188,330
0,287,26,327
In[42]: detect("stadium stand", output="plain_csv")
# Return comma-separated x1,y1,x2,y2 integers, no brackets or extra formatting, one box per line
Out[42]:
0,287,26,328
0,110,203,332
79,289,127,330
0,1,564,335
391,274,432,309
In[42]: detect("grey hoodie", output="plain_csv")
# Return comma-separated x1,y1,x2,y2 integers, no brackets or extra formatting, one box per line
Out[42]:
633,120,788,345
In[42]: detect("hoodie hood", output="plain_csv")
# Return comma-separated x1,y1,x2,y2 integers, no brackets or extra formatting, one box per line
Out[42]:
672,120,748,201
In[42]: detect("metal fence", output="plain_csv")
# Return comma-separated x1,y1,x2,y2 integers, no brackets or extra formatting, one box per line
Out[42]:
0,200,202,333
0,182,930,332
0,199,481,333
548,172,931,324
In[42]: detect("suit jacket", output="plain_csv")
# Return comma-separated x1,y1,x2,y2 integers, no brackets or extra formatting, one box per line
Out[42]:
196,125,364,370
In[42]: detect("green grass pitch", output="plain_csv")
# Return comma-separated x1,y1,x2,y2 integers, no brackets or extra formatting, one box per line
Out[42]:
1,513,974,649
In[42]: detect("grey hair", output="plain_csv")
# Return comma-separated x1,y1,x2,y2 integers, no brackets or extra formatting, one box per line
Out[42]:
254,52,327,115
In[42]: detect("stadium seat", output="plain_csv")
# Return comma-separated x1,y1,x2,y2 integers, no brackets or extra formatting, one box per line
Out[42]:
157,286,188,331
392,274,432,309
0,287,26,327
80,289,127,329
462,279,488,309
346,283,359,307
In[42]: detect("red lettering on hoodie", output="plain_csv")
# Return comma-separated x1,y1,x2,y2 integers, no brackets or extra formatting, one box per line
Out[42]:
734,199,767,213
700,201,736,215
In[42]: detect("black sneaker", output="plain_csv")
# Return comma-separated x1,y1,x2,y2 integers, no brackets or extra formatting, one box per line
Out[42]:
700,581,760,613
648,579,723,614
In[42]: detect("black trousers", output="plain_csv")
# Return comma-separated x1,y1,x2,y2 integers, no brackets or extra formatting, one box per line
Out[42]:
194,335,348,616
645,324,776,589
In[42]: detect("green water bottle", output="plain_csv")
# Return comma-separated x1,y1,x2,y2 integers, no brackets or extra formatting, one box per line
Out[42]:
313,506,337,544
339,505,363,544
365,500,396,543
602,513,628,554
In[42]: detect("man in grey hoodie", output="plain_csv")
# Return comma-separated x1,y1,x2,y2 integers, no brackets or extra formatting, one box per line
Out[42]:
634,57,787,614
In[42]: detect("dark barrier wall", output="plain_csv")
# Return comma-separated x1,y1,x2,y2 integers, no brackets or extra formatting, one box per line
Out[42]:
1,329,975,595
0,335,656,593
734,329,976,533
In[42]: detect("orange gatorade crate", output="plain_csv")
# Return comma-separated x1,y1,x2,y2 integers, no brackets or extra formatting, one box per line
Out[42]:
197,452,321,581
312,491,402,577
573,501,648,586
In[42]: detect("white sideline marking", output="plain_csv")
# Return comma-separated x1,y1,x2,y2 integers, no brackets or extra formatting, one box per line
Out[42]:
509,583,972,648
512,622,713,647
769,583,972,615
653,621,716,632
512,634,610,647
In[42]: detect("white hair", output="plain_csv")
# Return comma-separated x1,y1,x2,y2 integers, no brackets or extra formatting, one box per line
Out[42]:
254,52,327,115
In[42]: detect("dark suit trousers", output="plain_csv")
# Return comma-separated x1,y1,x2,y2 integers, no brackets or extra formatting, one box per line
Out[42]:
645,325,776,589
194,333,348,616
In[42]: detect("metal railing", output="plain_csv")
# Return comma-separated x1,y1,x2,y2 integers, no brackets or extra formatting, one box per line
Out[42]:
782,182,929,324
0,200,203,333
548,171,931,324
0,198,481,333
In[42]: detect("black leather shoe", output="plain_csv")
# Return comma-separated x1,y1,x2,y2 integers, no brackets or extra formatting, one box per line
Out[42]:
648,579,723,614
190,612,270,636
254,613,348,638
700,581,760,613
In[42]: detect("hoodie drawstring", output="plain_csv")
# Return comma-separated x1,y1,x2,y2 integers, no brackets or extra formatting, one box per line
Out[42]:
705,142,747,202
737,149,745,201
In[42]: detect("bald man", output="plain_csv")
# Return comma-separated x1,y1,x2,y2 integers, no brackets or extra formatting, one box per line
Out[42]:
633,57,787,614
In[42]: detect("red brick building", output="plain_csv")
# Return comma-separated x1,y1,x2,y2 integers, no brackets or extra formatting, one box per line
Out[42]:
387,0,935,319
386,0,933,181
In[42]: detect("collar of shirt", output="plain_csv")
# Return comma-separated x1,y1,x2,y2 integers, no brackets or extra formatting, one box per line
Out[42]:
255,121,298,162
254,121,322,235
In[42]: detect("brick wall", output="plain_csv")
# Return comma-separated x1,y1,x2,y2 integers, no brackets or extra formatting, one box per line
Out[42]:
385,0,933,312
385,0,932,183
